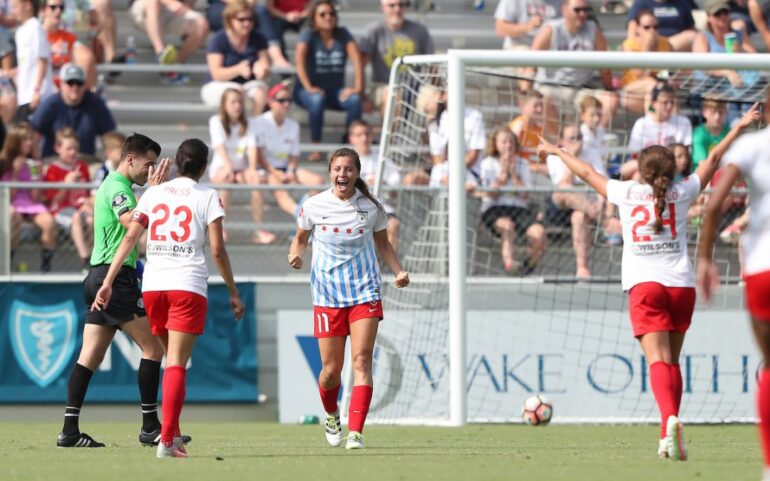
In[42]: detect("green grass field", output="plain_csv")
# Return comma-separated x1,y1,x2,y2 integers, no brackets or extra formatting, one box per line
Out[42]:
0,423,761,481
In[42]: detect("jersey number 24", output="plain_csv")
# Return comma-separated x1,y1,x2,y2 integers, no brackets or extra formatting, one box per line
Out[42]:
631,204,677,242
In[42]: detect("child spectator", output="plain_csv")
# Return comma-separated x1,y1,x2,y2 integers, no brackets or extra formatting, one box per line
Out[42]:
348,119,401,252
579,96,608,172
692,98,728,170
44,127,92,270
93,131,125,186
478,125,546,275
0,122,57,272
509,90,545,172
12,0,53,121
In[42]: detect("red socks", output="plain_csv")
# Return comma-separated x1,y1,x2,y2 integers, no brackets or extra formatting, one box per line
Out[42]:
670,363,683,414
758,369,770,466
649,361,677,438
161,366,186,446
319,383,341,414
348,385,373,433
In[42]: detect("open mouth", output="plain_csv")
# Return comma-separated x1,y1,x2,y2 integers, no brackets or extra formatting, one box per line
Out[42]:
336,179,349,188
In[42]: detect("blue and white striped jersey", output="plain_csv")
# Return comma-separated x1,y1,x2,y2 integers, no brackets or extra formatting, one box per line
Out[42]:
298,188,389,307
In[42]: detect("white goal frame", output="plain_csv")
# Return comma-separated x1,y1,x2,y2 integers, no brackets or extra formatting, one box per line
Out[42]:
377,50,770,427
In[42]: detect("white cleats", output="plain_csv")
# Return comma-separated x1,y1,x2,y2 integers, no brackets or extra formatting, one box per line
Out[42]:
658,438,669,459
345,431,364,450
156,437,188,458
665,415,687,461
324,413,342,447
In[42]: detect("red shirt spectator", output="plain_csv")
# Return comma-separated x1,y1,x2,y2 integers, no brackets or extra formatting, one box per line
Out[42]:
44,158,90,214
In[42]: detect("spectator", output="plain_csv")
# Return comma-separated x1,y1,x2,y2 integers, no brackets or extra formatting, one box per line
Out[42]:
29,63,116,159
692,98,728,170
545,124,600,279
478,125,546,275
427,88,486,180
129,0,209,85
55,0,117,65
92,130,124,186
294,0,363,161
256,82,325,217
530,0,618,135
494,0,561,50
578,96,608,171
42,0,97,89
349,119,401,252
749,0,770,51
0,122,57,272
202,0,270,115
694,0,758,88
627,0,696,51
358,0,434,115
44,127,92,271
0,26,14,125
258,0,312,67
619,9,673,114
208,87,275,244
12,0,54,121
508,90,545,169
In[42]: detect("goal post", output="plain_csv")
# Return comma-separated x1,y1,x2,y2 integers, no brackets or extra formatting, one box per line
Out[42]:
362,50,766,426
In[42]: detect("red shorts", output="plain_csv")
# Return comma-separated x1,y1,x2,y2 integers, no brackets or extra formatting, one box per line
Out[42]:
313,300,383,338
142,290,208,336
628,282,695,338
744,270,770,320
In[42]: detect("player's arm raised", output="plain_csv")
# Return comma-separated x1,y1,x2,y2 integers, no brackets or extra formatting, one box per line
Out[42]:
288,228,311,270
694,102,760,188
209,217,245,321
373,229,409,288
91,220,146,311
536,135,608,199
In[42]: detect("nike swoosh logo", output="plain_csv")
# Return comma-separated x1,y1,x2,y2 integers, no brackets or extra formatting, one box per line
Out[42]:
322,216,329,219
368,308,377,312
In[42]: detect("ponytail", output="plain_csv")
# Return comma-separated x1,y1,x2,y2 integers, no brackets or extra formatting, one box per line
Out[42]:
651,175,671,234
355,177,385,214
638,145,676,235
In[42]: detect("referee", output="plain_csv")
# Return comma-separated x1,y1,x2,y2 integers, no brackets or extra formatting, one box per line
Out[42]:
56,134,180,448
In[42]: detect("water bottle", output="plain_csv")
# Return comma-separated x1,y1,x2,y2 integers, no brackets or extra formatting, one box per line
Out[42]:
298,415,320,424
125,35,137,64
27,158,42,181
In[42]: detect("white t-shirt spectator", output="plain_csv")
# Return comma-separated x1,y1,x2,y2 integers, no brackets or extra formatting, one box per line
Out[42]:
428,161,478,188
606,175,701,291
478,155,531,211
494,0,562,49
724,127,770,275
360,151,400,215
15,17,53,106
580,124,608,175
627,115,692,153
208,115,258,174
254,111,301,170
428,107,486,173
546,149,607,186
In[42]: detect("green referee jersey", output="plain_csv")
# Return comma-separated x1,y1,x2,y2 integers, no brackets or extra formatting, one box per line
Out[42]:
90,171,138,268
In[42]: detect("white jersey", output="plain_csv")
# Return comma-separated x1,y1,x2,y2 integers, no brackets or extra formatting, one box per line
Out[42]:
628,115,692,153
254,111,301,170
478,155,531,211
208,115,257,174
297,188,389,308
133,177,226,297
724,127,770,275
607,175,701,291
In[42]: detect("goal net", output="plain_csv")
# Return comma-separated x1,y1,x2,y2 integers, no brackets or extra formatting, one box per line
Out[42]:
359,51,767,425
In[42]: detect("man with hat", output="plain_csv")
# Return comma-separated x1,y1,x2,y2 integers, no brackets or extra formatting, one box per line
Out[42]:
29,63,116,160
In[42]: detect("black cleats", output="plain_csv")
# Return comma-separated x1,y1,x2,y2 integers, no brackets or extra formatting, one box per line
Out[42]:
139,428,192,447
57,432,105,448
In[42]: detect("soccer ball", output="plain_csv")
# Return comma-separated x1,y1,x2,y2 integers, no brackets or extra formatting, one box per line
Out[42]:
521,395,553,426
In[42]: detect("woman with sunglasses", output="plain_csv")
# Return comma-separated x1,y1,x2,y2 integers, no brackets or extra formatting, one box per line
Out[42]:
202,0,271,115
294,0,363,162
619,9,673,114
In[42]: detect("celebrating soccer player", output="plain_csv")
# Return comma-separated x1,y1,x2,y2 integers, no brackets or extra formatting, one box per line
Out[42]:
288,147,409,450
537,102,760,461
697,97,769,480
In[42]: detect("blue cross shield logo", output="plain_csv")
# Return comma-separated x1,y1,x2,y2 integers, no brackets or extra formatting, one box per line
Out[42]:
10,300,78,388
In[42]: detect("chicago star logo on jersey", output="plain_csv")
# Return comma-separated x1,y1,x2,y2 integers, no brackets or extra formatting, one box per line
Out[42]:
112,193,129,208
357,210,368,224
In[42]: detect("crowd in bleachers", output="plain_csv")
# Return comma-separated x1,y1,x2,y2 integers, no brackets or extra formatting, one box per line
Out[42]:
0,0,763,275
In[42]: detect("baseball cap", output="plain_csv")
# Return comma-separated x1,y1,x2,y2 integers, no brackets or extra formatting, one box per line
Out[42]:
704,0,730,15
268,81,291,100
60,63,85,84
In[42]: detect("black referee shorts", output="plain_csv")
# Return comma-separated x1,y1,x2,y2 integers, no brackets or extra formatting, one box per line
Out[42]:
83,264,146,327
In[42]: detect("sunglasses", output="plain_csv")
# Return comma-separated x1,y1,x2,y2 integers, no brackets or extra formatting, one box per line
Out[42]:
572,6,592,13
47,3,65,10
640,23,658,30
65,80,84,87
234,16,254,23
272,97,292,104
318,10,337,18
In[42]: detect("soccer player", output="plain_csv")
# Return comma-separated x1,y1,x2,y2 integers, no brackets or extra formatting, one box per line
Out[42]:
537,103,760,461
697,97,769,481
56,133,173,448
288,147,409,450
92,138,245,458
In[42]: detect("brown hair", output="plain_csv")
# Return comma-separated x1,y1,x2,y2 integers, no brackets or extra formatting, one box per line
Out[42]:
579,95,602,113
55,126,79,145
219,88,248,138
634,8,655,25
223,0,254,31
702,96,726,111
486,125,518,157
669,142,692,177
0,123,33,177
102,131,126,153
309,0,339,32
638,145,676,234
328,147,384,213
